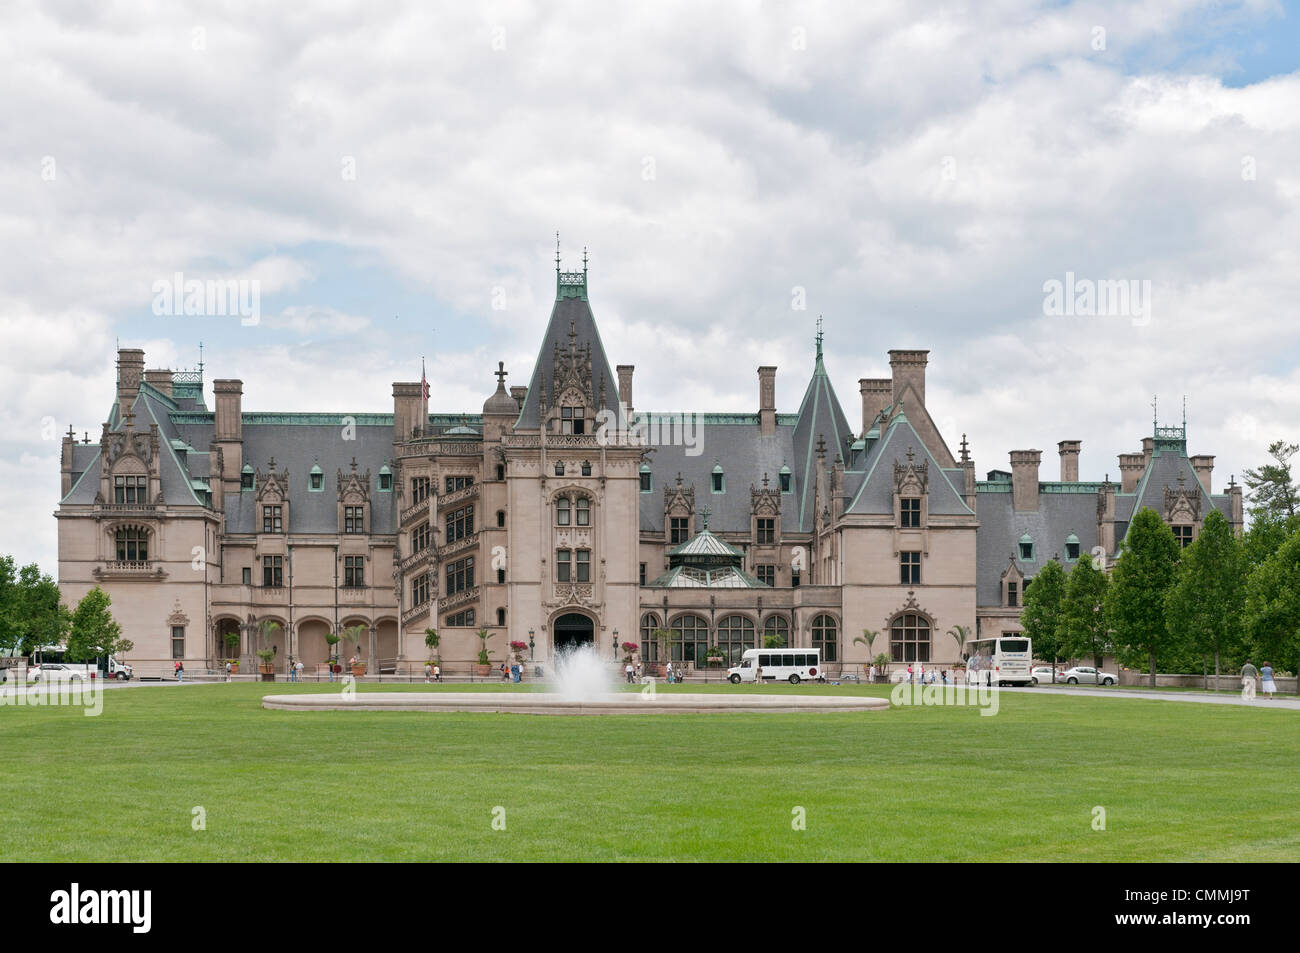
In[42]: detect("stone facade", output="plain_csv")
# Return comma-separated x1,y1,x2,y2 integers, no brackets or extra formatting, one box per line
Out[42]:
55,260,1245,677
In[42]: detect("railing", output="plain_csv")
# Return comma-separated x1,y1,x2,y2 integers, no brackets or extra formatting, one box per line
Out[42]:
399,440,482,455
401,602,431,625
399,498,429,527
95,502,158,514
438,483,479,509
399,547,435,573
93,560,164,578
441,531,479,559
441,585,479,611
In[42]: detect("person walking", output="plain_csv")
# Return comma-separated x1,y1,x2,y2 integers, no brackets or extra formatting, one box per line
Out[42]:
625,661,634,683
1240,658,1259,700
1260,661,1277,700
176,661,184,683
295,659,304,683
225,660,232,683
433,662,441,683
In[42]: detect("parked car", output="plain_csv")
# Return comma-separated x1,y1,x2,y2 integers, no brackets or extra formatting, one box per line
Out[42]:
27,663,89,683
1030,666,1057,685
1059,666,1116,686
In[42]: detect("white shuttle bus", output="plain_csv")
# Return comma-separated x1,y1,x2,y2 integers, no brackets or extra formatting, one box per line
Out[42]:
727,648,822,685
965,636,1033,686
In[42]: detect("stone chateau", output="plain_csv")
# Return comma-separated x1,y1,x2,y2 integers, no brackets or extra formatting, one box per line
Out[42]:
55,257,1244,676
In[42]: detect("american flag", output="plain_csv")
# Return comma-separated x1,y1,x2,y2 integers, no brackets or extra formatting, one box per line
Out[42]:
421,357,429,400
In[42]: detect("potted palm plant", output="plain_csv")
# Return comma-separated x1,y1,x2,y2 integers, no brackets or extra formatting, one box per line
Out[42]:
474,628,495,677
257,620,281,679
854,629,882,679
344,624,368,676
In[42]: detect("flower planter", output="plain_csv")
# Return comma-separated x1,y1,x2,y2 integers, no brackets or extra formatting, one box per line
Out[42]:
351,663,367,677
475,664,492,677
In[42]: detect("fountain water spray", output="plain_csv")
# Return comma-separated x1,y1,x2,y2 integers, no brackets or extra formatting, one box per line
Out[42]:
551,644,615,701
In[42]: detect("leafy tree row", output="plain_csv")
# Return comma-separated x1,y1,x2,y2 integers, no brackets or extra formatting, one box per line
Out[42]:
0,557,131,662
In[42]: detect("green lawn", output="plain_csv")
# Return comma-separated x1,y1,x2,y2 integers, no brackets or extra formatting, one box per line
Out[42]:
1,681,1295,861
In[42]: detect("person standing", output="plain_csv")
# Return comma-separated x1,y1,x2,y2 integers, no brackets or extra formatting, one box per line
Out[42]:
295,659,304,683
424,661,431,683
1260,662,1277,700
433,662,441,683
225,660,232,683
625,661,634,683
176,661,184,683
1240,659,1259,700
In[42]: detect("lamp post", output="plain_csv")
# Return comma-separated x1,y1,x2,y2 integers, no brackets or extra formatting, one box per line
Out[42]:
612,628,619,659
528,628,535,661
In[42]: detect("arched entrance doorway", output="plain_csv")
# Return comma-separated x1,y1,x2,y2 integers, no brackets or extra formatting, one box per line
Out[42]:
553,613,594,653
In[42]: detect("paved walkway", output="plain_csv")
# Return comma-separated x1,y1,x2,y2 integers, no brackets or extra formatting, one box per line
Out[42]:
1006,684,1300,709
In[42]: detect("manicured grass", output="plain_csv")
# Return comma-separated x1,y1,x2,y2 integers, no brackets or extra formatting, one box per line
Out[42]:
1,681,1295,861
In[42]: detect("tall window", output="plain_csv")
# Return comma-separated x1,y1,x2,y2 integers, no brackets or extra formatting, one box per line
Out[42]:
412,522,431,553
114,475,147,504
496,608,506,626
711,470,724,493
445,609,474,626
262,555,283,588
812,614,838,662
756,518,775,544
412,574,429,606
560,406,585,435
756,565,775,586
779,471,792,493
496,509,505,528
1006,581,1018,608
114,527,148,561
640,471,652,492
446,557,474,595
556,549,571,582
762,615,789,648
640,613,661,662
670,517,689,545
791,570,801,588
446,505,474,541
344,506,364,534
171,626,185,660
576,498,590,526
716,615,755,664
262,505,283,533
1173,525,1193,548
575,549,591,583
1019,538,1034,561
411,477,430,505
890,613,931,662
241,567,252,585
495,464,505,481
900,551,921,585
900,498,921,528
445,476,474,493
496,568,505,584
671,615,709,665
344,555,364,587
639,562,647,586
556,498,571,526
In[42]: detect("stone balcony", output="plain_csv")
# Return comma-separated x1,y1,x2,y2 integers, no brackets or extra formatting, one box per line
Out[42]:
437,482,479,510
93,560,166,580
399,496,431,528
441,585,480,612
441,531,480,560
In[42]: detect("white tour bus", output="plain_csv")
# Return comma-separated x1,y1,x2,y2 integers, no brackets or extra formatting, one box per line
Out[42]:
727,648,823,685
965,636,1033,686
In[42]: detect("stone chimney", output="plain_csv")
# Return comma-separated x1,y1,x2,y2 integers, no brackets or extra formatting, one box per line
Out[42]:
1141,436,1154,468
1190,454,1214,494
616,365,634,418
1118,453,1145,493
144,369,174,399
211,379,244,492
1058,440,1081,482
116,348,145,420
61,426,75,497
888,350,928,408
1229,478,1244,532
859,378,892,435
758,366,777,436
392,382,424,442
1010,450,1042,511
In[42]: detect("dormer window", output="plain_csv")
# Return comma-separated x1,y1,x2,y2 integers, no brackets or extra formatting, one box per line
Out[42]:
639,466,652,493
1173,525,1193,548
309,464,324,492
378,466,392,491
240,466,254,491
1065,533,1080,560
901,498,921,528
1018,534,1035,562
262,505,283,534
561,406,585,435
779,468,792,493
114,475,147,504
711,464,725,494
1007,581,1018,607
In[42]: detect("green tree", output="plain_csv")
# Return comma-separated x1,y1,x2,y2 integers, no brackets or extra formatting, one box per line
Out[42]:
1243,531,1300,692
1106,508,1182,686
13,563,71,656
1020,558,1067,673
0,555,17,652
1058,552,1110,669
1241,511,1299,572
1242,440,1299,522
64,587,126,662
1164,510,1245,688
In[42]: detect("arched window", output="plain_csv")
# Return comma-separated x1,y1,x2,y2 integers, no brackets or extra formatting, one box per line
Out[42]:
115,527,149,562
576,497,590,526
671,615,709,666
715,615,755,664
762,616,789,648
640,613,660,663
811,614,838,662
556,497,570,526
554,461,565,476
889,613,930,663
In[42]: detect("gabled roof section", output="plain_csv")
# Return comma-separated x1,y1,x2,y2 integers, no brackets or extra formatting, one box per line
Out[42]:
791,331,853,532
666,529,743,559
846,412,973,516
515,261,621,431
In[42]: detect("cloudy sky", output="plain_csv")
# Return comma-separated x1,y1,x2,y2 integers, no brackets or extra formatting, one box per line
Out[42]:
4,0,1298,574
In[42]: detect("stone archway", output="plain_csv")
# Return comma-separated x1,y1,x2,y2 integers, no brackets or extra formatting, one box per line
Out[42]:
552,612,595,654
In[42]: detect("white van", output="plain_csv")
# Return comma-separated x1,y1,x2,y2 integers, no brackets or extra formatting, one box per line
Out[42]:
727,648,823,685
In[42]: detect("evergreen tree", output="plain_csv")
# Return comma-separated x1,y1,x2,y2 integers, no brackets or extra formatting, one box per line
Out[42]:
1242,440,1299,522
1058,552,1110,668
1241,510,1299,572
65,587,125,662
1020,558,1067,673
1164,510,1244,687
1243,532,1300,693
1106,508,1181,686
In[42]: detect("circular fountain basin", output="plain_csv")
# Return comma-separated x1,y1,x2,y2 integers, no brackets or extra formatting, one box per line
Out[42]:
262,691,888,715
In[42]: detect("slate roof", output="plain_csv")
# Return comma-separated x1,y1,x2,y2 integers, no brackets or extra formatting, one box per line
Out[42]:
845,412,972,517
975,489,1098,607
515,293,621,431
